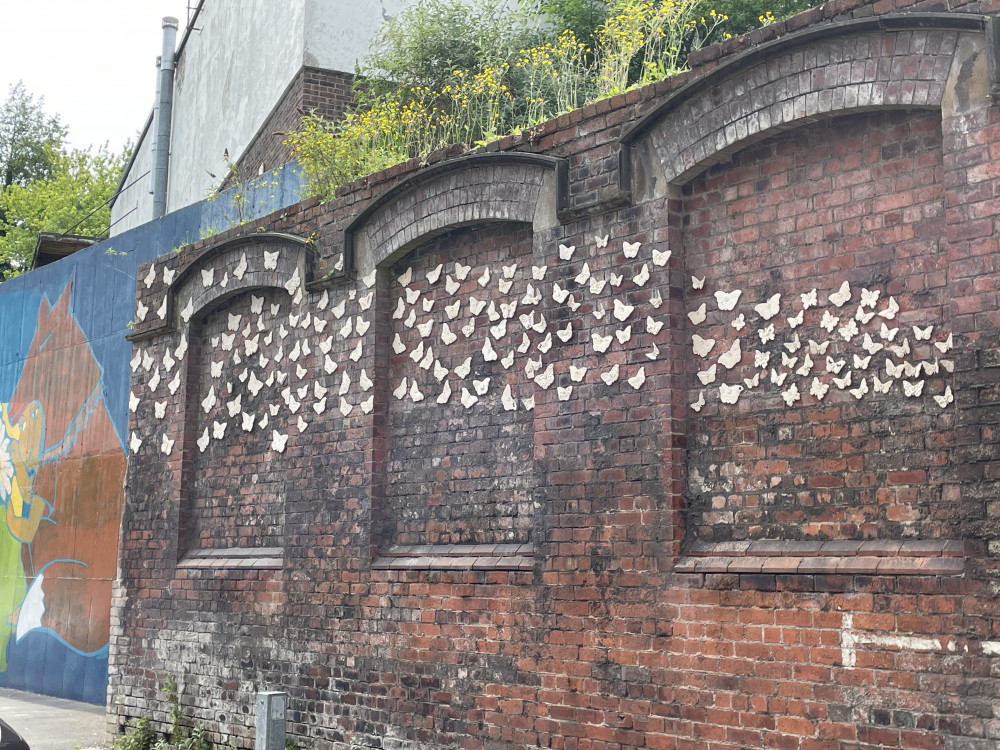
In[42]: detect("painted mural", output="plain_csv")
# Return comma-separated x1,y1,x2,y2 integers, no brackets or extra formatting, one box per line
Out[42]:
0,279,126,702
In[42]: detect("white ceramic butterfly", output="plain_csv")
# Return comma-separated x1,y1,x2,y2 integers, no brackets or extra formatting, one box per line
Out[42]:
715,290,741,311
849,378,869,399
687,303,707,325
613,299,634,322
690,390,706,412
754,293,781,321
697,364,717,385
592,332,613,353
878,296,899,319
809,377,830,401
934,333,953,353
437,381,453,405
934,385,954,408
796,354,814,377
718,340,742,370
652,249,671,267
633,265,650,287
502,384,518,411
719,383,743,404
692,335,715,358
829,281,851,307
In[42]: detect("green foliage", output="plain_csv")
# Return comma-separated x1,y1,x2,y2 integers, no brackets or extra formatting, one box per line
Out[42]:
524,0,610,45
290,0,820,200
113,717,156,750
0,81,66,190
0,143,126,280
703,0,819,37
359,0,541,100
113,675,214,750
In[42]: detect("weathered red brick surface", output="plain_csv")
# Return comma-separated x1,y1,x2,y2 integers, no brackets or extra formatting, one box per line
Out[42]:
112,1,1000,748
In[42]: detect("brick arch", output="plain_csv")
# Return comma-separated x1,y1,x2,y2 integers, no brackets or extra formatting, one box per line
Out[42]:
344,153,566,274
128,232,314,342
622,13,985,194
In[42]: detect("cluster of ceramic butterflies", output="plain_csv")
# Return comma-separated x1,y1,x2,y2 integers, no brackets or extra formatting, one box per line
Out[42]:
128,248,379,457
686,278,956,412
388,234,669,410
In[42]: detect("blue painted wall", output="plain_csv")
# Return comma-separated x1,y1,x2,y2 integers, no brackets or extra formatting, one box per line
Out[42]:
0,163,304,704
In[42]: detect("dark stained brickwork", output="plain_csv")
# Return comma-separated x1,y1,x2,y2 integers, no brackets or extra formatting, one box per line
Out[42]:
111,2,1000,749
384,224,537,547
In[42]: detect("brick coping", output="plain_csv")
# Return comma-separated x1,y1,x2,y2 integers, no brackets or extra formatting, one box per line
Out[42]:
372,543,534,572
177,547,283,570
675,540,965,576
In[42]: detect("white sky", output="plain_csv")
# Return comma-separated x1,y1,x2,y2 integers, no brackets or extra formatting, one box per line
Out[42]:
0,0,195,153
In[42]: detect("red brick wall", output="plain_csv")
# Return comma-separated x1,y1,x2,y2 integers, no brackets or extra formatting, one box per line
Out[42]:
682,109,952,542
112,3,1000,749
233,67,355,186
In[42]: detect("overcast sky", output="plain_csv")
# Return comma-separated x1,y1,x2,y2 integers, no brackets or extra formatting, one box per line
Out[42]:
0,0,194,153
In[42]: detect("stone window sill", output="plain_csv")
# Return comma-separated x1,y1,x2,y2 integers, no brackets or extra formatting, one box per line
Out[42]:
373,543,534,571
675,540,965,576
178,547,283,570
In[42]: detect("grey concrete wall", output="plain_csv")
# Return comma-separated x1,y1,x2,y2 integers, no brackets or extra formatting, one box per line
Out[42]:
303,0,412,71
110,121,154,235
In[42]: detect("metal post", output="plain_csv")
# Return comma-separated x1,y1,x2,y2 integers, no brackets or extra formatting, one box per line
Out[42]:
255,691,287,750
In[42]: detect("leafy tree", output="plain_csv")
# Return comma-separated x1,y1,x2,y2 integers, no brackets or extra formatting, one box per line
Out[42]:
522,0,609,45
0,81,66,190
702,0,820,37
359,0,542,99
0,144,126,279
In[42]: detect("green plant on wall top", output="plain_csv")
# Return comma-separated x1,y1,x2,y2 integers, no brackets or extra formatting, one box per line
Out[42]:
287,0,819,200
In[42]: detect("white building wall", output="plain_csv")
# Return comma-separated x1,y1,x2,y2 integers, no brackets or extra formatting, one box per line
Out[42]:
111,0,421,236
166,0,306,213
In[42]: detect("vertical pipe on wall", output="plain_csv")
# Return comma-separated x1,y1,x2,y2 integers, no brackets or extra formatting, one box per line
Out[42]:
152,17,179,219
149,55,162,196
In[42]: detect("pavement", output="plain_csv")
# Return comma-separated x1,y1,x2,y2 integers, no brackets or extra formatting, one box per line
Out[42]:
0,688,106,750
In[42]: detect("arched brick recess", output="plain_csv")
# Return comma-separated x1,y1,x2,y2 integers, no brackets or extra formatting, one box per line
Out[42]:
128,232,313,342
127,234,313,562
624,16,981,195
377,223,538,552
344,153,565,274
679,109,951,543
